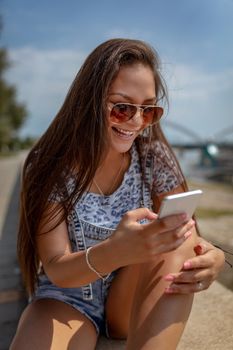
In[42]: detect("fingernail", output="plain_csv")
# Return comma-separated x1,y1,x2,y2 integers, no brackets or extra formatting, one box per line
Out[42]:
181,213,187,220
183,261,192,269
184,231,192,239
165,287,174,294
164,274,175,281
194,244,202,255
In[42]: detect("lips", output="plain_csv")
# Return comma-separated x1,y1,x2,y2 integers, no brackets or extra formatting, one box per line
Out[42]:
112,126,136,139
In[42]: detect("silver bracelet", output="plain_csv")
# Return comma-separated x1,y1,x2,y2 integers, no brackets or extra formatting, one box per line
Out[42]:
85,247,111,282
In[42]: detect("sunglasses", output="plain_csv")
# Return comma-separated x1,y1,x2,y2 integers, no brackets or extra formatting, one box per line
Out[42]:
109,102,163,125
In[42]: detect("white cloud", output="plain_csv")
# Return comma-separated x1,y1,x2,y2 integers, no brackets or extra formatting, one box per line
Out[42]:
162,63,233,139
105,28,150,40
5,47,86,135
164,63,233,100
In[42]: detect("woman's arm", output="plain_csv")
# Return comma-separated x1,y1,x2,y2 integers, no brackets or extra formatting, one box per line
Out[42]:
164,238,225,294
36,203,117,288
36,202,193,289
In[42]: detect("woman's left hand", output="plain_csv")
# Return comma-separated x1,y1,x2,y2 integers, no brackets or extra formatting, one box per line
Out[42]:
164,238,225,294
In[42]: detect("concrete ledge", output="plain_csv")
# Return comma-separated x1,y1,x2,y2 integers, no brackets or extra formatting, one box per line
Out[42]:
96,281,233,349
177,281,233,350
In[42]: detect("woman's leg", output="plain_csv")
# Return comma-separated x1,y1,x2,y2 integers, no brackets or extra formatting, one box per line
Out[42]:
126,257,193,350
105,264,140,338
10,299,98,350
106,238,196,349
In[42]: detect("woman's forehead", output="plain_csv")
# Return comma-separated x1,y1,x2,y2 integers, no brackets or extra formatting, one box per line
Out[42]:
108,64,156,102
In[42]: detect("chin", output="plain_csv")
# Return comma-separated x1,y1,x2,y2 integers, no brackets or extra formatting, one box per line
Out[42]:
110,140,134,154
109,129,139,154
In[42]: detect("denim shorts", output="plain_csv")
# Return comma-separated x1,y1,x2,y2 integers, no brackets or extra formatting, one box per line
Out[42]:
33,271,117,337
32,213,119,337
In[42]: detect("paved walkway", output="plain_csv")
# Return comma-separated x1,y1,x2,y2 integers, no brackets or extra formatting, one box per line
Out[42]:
0,153,27,350
0,153,233,350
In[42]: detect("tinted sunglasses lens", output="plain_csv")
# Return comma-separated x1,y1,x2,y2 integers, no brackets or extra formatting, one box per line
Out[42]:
110,104,137,122
143,106,163,124
110,104,163,124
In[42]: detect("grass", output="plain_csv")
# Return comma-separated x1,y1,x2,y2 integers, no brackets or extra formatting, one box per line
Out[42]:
195,207,233,219
0,151,19,158
188,179,233,193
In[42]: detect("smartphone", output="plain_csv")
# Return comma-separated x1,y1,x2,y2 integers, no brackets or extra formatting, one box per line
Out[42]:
158,189,203,219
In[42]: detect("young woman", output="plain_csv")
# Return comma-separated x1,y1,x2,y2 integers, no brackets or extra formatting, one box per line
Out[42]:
11,39,225,350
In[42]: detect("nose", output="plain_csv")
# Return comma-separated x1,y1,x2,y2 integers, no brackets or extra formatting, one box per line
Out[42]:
131,107,144,126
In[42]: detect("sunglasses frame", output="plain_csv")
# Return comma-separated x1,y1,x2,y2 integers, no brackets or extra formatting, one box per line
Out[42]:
108,102,163,125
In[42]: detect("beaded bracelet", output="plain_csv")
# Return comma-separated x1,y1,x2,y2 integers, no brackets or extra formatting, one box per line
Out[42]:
86,246,111,282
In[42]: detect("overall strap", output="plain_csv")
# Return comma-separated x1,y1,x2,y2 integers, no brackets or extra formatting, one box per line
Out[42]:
68,208,94,300
136,137,154,210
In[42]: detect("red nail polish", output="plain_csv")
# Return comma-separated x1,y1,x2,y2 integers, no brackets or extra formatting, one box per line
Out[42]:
194,244,202,255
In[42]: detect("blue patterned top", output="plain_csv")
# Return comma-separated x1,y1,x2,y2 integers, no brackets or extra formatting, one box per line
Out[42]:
76,142,143,229
61,139,184,232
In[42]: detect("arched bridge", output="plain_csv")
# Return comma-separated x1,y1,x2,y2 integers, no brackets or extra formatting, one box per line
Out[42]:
162,121,233,183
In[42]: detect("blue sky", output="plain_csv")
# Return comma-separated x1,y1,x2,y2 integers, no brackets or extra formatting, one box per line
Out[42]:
1,0,233,142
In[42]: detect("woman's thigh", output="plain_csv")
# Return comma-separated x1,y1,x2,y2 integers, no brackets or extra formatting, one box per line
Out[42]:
10,298,98,350
105,264,141,339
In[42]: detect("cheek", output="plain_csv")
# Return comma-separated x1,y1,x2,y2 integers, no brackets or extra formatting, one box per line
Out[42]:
108,121,114,134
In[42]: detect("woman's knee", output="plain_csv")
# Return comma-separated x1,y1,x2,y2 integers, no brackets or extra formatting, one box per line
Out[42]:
10,299,97,350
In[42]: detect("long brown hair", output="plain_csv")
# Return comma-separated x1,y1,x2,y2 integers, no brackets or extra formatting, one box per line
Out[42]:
18,38,187,295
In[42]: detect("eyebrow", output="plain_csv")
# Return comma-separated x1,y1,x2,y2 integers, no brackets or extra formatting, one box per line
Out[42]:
108,92,156,103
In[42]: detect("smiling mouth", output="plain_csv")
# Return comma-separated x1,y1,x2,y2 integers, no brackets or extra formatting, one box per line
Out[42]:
112,126,136,139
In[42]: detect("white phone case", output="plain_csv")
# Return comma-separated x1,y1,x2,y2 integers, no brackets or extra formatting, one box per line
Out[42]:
158,189,203,219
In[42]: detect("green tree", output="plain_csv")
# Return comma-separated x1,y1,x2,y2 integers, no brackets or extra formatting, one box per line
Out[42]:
0,48,28,152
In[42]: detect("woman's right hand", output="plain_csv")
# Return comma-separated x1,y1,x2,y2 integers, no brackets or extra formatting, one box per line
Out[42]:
109,208,195,267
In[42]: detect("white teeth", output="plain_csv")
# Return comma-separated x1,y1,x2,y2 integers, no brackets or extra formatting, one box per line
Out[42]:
115,127,134,136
